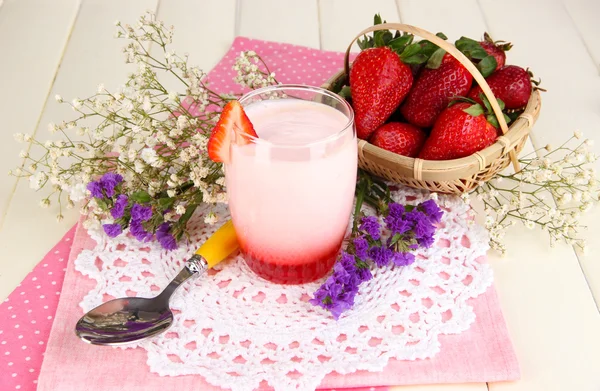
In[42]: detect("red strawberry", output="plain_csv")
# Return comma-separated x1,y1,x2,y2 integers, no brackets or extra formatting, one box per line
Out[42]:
369,122,427,157
468,65,532,110
350,46,413,140
418,102,497,160
479,32,512,72
400,54,473,128
207,100,258,163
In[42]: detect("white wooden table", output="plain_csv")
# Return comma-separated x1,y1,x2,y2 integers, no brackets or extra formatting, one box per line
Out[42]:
0,0,599,390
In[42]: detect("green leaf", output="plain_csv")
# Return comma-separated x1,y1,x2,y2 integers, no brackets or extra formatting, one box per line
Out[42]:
426,48,446,69
382,30,393,45
455,36,480,52
390,233,403,246
402,54,428,64
496,98,506,111
469,48,489,60
503,113,512,125
131,190,152,203
96,199,108,210
374,13,382,25
487,114,500,129
436,32,448,40
482,94,492,113
374,30,385,47
158,197,175,209
400,42,421,58
339,85,352,99
463,103,485,117
476,55,497,77
388,34,413,52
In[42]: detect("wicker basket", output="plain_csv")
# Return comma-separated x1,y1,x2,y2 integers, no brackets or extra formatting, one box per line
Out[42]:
321,23,542,194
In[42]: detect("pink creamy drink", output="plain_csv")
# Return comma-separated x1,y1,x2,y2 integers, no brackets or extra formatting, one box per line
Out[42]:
225,86,356,284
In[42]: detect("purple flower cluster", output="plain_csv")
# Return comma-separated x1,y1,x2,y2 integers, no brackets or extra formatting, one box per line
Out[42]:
87,172,123,198
156,223,177,250
311,199,443,320
309,252,372,320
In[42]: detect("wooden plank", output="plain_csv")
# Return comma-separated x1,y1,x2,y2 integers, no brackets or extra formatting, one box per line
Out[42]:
0,0,79,227
476,3,600,390
238,0,320,48
0,0,158,300
318,0,400,52
564,0,600,73
155,0,236,77
479,0,600,301
397,0,488,41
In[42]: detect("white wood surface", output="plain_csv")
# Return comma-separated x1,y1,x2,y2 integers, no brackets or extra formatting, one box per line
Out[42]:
0,0,599,390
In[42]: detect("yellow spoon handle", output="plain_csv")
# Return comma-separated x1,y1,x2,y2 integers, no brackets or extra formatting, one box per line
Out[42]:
195,219,239,268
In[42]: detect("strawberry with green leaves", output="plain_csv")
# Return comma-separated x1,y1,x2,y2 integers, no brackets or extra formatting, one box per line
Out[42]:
479,32,512,72
418,98,511,160
400,52,473,128
349,15,433,140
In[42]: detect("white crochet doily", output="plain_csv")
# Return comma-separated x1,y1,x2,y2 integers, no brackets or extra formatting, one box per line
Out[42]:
75,186,492,391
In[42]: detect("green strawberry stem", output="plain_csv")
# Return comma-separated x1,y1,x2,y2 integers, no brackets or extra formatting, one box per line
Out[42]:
483,32,513,52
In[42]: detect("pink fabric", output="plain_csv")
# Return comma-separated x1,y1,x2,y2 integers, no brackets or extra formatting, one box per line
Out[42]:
0,36,520,391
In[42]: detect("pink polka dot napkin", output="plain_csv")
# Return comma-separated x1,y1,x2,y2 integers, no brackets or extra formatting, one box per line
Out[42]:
0,37,520,391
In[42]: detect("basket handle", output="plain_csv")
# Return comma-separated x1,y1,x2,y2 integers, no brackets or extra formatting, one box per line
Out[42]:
344,23,519,171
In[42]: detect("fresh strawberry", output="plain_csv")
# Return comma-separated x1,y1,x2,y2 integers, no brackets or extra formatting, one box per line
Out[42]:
349,46,413,140
369,122,427,157
207,100,258,163
418,102,497,160
400,53,473,128
479,32,512,72
468,65,532,110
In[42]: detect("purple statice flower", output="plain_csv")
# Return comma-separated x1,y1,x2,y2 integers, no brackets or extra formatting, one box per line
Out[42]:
110,194,128,219
385,212,412,235
131,203,153,222
355,265,373,282
156,223,177,250
391,251,415,267
129,220,152,242
99,172,123,198
103,223,122,238
309,277,351,320
407,210,436,248
353,236,369,260
387,202,405,219
368,246,394,267
86,181,103,198
359,216,381,241
309,251,363,319
419,199,443,223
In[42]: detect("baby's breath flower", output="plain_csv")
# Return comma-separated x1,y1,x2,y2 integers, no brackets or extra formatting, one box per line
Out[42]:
55,95,63,103
574,130,583,139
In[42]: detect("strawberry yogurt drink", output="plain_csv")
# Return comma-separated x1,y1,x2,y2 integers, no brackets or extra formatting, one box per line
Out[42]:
225,85,357,284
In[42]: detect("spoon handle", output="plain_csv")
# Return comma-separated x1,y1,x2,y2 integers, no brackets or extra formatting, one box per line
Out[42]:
158,220,239,302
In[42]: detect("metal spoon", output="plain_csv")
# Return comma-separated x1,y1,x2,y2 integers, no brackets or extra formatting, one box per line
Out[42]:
75,220,239,346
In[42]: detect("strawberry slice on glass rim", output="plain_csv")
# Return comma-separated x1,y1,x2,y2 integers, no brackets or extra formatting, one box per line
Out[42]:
207,100,258,163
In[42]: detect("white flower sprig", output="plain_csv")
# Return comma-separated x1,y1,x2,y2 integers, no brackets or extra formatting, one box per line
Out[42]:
474,132,598,255
9,11,278,249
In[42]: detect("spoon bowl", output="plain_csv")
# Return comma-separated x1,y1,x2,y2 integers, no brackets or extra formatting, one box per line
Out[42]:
75,297,174,345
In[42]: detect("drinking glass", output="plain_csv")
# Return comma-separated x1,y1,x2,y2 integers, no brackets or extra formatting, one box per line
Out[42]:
224,84,357,284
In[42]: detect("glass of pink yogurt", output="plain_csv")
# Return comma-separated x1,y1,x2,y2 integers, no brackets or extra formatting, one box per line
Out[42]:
225,84,357,284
